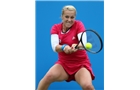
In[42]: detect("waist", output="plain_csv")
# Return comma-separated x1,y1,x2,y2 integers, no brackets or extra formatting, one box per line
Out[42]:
58,50,89,62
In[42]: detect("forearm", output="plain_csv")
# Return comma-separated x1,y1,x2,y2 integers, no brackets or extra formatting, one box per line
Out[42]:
55,45,63,52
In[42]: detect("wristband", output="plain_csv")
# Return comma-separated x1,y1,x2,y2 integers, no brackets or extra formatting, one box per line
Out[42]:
61,44,68,51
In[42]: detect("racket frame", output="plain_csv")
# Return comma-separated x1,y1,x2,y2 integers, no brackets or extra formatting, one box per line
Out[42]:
75,29,103,54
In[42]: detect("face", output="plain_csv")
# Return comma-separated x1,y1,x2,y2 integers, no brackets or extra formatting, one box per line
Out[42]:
62,10,76,29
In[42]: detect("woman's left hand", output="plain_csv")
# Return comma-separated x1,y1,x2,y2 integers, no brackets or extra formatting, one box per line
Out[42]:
71,44,78,53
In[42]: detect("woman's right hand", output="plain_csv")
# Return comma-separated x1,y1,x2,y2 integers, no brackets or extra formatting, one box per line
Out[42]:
63,45,73,54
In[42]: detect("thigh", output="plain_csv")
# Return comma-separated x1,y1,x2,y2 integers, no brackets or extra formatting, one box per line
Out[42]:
43,64,69,82
75,67,93,87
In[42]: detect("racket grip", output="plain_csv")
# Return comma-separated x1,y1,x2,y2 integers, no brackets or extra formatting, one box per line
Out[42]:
75,45,78,49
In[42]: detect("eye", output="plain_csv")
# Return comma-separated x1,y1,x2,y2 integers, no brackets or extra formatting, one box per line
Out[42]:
65,16,69,18
71,16,74,19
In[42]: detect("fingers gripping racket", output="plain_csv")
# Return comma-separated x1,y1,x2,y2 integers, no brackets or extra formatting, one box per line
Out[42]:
75,29,103,54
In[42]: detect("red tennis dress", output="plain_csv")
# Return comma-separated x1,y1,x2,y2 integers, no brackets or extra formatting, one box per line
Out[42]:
51,20,95,82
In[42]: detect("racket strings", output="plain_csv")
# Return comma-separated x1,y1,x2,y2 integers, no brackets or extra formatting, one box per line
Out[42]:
82,30,102,53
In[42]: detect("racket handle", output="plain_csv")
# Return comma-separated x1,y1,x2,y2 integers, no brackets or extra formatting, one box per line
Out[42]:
75,44,78,49
75,44,84,50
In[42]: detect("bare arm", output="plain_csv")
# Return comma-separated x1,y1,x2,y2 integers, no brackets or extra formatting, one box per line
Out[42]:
51,32,87,53
51,34,72,54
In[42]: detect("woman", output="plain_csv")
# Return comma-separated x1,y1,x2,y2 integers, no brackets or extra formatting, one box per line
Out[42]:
37,5,95,90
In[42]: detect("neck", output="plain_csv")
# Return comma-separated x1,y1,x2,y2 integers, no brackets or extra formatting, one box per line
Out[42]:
62,25,70,33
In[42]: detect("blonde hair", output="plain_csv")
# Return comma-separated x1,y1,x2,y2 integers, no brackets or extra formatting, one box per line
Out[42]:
61,5,77,16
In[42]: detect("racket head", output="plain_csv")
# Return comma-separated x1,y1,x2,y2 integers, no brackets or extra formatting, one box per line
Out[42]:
80,29,103,54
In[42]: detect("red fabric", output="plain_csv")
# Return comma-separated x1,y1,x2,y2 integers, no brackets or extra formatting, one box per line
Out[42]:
51,20,95,82
55,61,95,82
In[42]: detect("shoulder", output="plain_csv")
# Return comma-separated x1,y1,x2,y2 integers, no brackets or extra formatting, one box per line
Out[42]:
51,23,62,29
73,20,85,33
74,20,84,24
51,23,62,34
74,20,85,27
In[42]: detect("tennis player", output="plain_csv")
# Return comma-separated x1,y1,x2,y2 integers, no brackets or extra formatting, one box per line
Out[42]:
37,5,95,90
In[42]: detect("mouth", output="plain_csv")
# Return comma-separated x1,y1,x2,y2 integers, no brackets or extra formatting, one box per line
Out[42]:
65,22,72,26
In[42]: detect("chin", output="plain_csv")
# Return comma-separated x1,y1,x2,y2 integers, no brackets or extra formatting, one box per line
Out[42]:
66,24,73,28
67,26,72,28
65,25,71,28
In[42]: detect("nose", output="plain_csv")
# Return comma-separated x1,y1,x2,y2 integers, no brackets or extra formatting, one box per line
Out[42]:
68,17,71,21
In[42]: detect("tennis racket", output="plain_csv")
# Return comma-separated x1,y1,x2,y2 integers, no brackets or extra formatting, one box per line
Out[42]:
75,29,103,54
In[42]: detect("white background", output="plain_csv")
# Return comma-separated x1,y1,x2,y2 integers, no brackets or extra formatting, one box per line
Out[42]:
0,0,140,90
